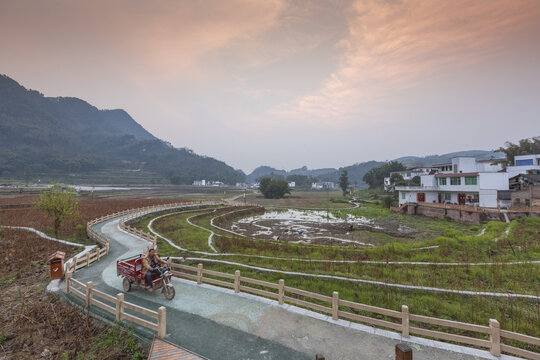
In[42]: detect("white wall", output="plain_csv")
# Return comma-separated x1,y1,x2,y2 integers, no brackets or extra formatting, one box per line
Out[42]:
452,157,477,173
399,191,417,205
476,162,504,172
479,189,498,208
421,175,436,187
478,172,508,191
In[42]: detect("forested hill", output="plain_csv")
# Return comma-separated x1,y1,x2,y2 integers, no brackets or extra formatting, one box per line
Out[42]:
0,75,245,184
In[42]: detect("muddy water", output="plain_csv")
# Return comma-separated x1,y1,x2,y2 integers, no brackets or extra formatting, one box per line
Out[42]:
230,209,415,246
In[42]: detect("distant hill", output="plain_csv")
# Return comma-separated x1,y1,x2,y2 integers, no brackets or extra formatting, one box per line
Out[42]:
248,150,504,186
245,166,288,183
317,161,385,185
246,165,337,183
395,150,504,168
0,75,245,184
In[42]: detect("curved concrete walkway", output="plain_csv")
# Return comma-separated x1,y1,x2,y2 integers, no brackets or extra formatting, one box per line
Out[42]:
69,212,524,360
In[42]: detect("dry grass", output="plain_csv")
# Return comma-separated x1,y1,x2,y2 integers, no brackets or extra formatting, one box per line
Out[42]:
0,229,147,359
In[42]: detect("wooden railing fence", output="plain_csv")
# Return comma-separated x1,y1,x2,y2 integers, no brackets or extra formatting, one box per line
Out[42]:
65,274,166,338
171,262,540,360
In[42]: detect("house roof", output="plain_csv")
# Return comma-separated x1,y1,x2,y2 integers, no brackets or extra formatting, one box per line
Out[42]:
435,172,478,178
477,158,505,163
510,173,540,183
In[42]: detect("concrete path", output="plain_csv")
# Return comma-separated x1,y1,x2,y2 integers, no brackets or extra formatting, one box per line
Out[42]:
71,215,521,360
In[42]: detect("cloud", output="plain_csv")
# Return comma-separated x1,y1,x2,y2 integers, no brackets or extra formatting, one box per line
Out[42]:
0,0,286,82
270,0,540,126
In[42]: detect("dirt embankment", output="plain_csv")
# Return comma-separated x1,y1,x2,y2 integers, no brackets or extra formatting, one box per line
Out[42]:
0,196,189,240
0,228,148,359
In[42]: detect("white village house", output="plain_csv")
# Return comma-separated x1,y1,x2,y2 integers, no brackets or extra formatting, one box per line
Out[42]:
383,167,436,191
311,181,335,190
395,157,509,208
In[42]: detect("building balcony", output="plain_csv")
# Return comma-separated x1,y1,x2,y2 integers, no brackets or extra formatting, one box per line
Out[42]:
396,185,480,192
395,186,439,191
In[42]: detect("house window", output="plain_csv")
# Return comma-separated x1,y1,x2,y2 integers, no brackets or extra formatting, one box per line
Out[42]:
516,159,533,166
465,176,477,185
438,178,447,185
417,193,425,202
401,192,405,200
473,194,479,202
453,164,458,173
444,193,451,201
450,177,461,185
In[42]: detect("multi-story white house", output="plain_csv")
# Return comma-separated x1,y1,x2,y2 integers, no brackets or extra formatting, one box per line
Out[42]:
506,154,540,178
396,157,509,208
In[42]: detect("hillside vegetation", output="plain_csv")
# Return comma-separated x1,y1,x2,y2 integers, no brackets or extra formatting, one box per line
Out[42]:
0,75,244,184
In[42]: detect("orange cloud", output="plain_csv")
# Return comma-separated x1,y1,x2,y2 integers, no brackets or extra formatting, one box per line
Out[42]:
270,0,540,125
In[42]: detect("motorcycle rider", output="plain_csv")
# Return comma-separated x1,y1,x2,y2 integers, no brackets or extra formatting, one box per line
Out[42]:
143,248,164,289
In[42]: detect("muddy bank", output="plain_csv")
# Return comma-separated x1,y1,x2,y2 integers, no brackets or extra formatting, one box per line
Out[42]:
224,209,416,246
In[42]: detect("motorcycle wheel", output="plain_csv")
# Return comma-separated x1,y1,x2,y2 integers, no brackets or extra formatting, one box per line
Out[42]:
123,277,132,292
164,286,175,300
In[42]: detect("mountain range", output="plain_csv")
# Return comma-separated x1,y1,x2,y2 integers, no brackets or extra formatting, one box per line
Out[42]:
0,75,245,184
246,150,503,185
1,74,504,186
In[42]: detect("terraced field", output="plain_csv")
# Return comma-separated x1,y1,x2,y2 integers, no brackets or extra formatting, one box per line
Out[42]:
134,200,540,343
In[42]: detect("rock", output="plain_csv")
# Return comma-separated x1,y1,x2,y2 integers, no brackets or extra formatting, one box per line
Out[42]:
40,348,51,358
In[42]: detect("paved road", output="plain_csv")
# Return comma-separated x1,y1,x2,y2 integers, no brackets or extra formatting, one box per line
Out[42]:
71,214,519,360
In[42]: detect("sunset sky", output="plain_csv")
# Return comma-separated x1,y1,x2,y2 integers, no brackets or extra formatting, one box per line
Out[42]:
1,0,540,172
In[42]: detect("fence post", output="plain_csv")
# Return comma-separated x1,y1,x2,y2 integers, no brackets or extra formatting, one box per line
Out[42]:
489,319,501,356
65,271,72,294
234,270,240,293
332,291,339,320
158,306,167,338
86,252,91,267
395,344,413,360
278,279,285,305
116,293,124,322
85,281,93,307
402,305,409,338
197,263,203,284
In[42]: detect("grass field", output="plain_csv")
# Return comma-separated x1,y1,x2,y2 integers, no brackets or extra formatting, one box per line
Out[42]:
133,193,540,341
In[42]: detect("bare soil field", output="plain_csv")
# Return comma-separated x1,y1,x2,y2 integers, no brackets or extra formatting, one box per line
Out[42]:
0,228,148,359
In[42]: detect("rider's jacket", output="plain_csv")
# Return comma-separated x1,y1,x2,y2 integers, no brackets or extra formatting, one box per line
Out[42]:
143,253,163,272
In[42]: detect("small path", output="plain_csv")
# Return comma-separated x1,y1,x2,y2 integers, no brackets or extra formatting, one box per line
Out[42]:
2,225,87,247
186,212,218,253
209,208,249,238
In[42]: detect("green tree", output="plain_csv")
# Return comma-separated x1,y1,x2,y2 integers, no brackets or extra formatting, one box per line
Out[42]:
389,173,406,187
497,137,540,166
409,175,421,186
258,177,291,199
362,161,406,188
339,170,349,196
37,184,79,236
